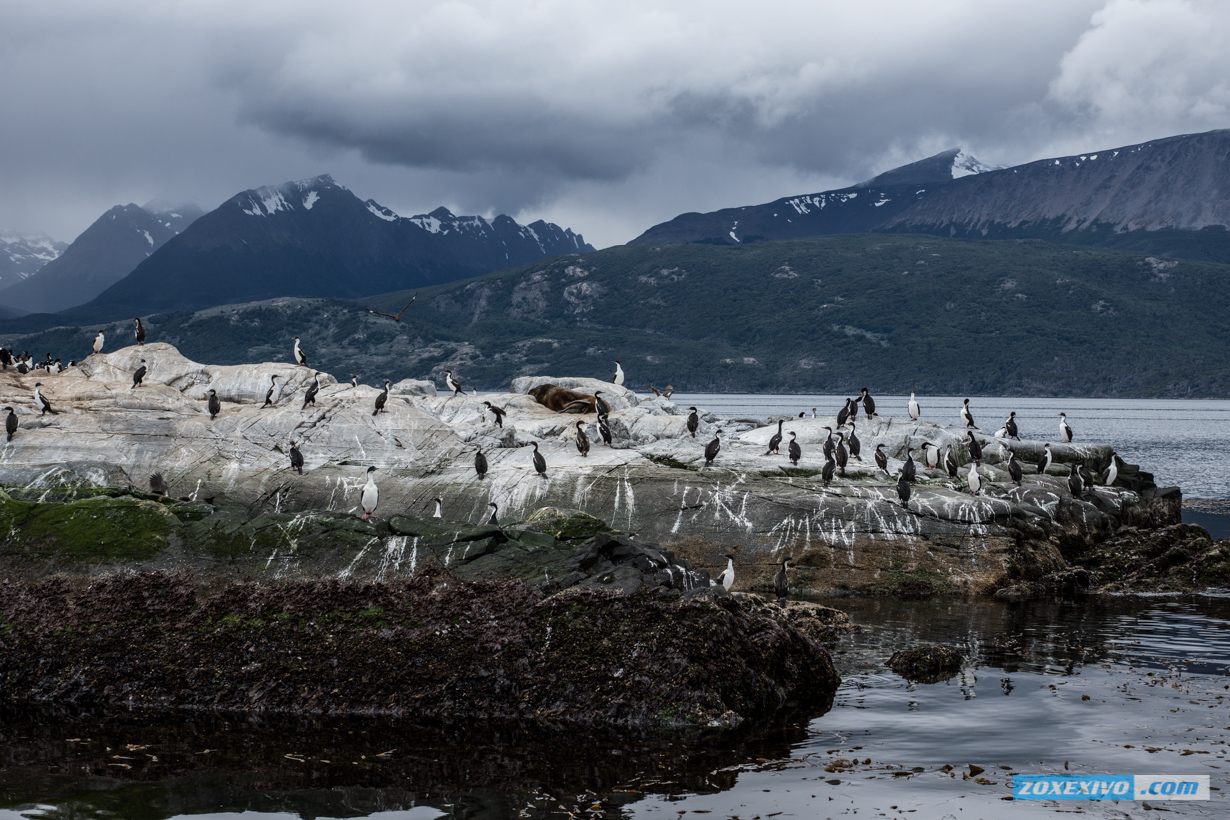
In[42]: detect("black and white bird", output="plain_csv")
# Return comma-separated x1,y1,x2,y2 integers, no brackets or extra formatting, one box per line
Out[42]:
350,375,359,387
263,375,279,408
134,318,146,346
704,430,721,467
289,441,304,475
131,359,146,389
860,387,876,419
293,337,308,367
1079,462,1095,492
908,391,921,421
1006,451,1023,486
373,379,390,415
593,391,611,416
788,432,801,466
686,406,699,438
822,426,835,459
966,431,983,464
598,413,613,446
874,444,889,476
148,473,170,496
1067,463,1084,498
774,558,791,604
960,398,976,429
475,448,488,479
896,471,911,507
1059,412,1073,443
811,407,817,419
1038,443,1054,474
822,452,836,487
575,420,590,457
432,497,443,518
486,502,499,526
1104,454,1123,487
1004,411,1019,440
92,331,105,355
902,447,917,483
847,423,861,460
483,401,507,428
206,388,220,420
4,406,16,442
835,433,849,476
0,348,12,370
360,467,379,519
301,372,320,408
531,441,547,477
717,554,735,591
612,360,624,386
836,400,851,428
765,419,784,455
33,383,56,416
967,463,982,497
445,369,464,397
922,442,939,470
944,447,959,478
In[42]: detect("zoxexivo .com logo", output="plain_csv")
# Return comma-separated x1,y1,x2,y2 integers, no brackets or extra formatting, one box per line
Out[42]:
1014,775,1209,800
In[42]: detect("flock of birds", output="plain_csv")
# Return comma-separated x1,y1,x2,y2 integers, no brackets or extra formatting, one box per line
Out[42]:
1,322,1122,595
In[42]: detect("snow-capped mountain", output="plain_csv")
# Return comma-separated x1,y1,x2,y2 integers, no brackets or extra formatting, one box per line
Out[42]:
630,148,995,245
70,175,594,318
0,204,203,314
0,234,67,293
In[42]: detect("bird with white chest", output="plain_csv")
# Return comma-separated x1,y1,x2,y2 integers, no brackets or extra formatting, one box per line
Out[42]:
360,467,379,520
612,360,625,386
717,554,735,591
1059,412,1074,443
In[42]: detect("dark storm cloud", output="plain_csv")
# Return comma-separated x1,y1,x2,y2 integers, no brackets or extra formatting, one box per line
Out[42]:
2,0,1230,247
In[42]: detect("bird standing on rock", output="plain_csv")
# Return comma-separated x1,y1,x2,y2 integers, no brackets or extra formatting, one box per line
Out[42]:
263,375,279,408
1038,443,1054,474
134,318,146,346
908,391,921,421
717,554,735,591
293,337,308,367
860,388,876,419
822,426,835,459
92,331,105,355
1104,454,1123,487
765,419,784,455
475,448,488,479
944,447,958,478
301,372,320,408
131,360,146,389
788,432,801,466
1079,462,1095,493
847,423,861,460
445,370,464,397
960,398,976,429
874,444,889,476
612,360,624,386
1004,411,1019,440
531,442,547,477
922,442,939,470
1067,463,1084,498
822,452,836,487
836,400,850,428
289,441,304,475
575,420,590,457
835,433,849,476
704,430,721,467
966,431,983,464
967,463,982,497
373,380,390,415
4,407,16,442
206,389,220,420
902,447,916,483
33,384,56,416
432,497,443,518
1059,412,1074,443
686,406,699,438
483,401,507,428
360,467,379,519
593,390,611,415
1006,451,1023,486
896,472,911,507
597,413,613,446
774,558,791,604
486,502,499,526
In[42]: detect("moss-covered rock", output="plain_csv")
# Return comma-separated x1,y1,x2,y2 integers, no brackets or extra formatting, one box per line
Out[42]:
521,507,613,540
1073,523,1230,591
0,491,178,563
888,645,964,683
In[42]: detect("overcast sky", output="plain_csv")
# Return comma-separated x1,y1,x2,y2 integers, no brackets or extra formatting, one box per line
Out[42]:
3,0,1229,248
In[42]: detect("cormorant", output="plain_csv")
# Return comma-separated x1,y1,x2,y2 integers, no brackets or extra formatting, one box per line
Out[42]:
1067,463,1084,498
1104,454,1122,487
836,401,850,428
301,372,320,408
289,441,304,475
822,426,835,459
293,337,308,367
908,391,921,421
1079,462,1095,492
1059,412,1073,443
92,331,105,355
149,473,169,496
3,406,16,442
704,430,721,467
475,448,488,479
33,383,56,416
860,387,876,419
1006,451,1023,486
575,420,590,457
360,467,379,519
134,318,146,346
486,502,499,526
1038,443,1054,474
686,406,699,438
483,401,507,428
445,369,464,397
960,398,976,429
598,413,613,446
835,433,849,476
897,472,911,507
364,293,417,322
717,554,735,591
593,391,611,415
765,419,784,455
1004,411,1019,440
822,452,835,487
847,423,861,460
944,447,958,478
902,447,917,483
874,444,889,476
788,432,801,466
922,442,939,469
967,431,983,464
612,360,624,386
432,497,443,518
967,463,982,497
531,441,547,477
207,388,220,420
774,558,791,604
373,379,390,415
131,359,146,389
263,375,279,408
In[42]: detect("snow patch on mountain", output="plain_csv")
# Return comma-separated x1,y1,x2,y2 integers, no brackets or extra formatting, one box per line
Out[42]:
952,150,999,179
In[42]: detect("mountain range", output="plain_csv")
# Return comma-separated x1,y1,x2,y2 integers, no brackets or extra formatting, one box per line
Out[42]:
8,233,1229,397
633,129,1230,263
0,203,204,314
0,234,67,294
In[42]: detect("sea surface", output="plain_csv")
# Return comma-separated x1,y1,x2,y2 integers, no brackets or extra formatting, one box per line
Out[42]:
2,595,1229,819
674,394,1230,500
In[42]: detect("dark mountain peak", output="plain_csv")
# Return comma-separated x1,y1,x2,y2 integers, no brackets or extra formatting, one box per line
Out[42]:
227,174,352,219
857,148,985,188
428,206,456,219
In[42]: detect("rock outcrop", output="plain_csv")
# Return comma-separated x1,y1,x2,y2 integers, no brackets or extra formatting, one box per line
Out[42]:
0,344,1179,593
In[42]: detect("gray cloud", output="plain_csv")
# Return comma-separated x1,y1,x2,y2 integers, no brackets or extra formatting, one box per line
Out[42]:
1,1,1228,248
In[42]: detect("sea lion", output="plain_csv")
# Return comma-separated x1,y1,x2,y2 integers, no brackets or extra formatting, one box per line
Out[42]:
527,383,595,413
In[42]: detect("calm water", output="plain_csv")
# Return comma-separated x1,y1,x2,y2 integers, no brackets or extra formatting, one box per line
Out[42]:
676,394,1230,499
3,595,1229,819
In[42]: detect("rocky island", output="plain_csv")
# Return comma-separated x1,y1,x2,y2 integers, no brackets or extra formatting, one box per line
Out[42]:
0,343,1218,729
